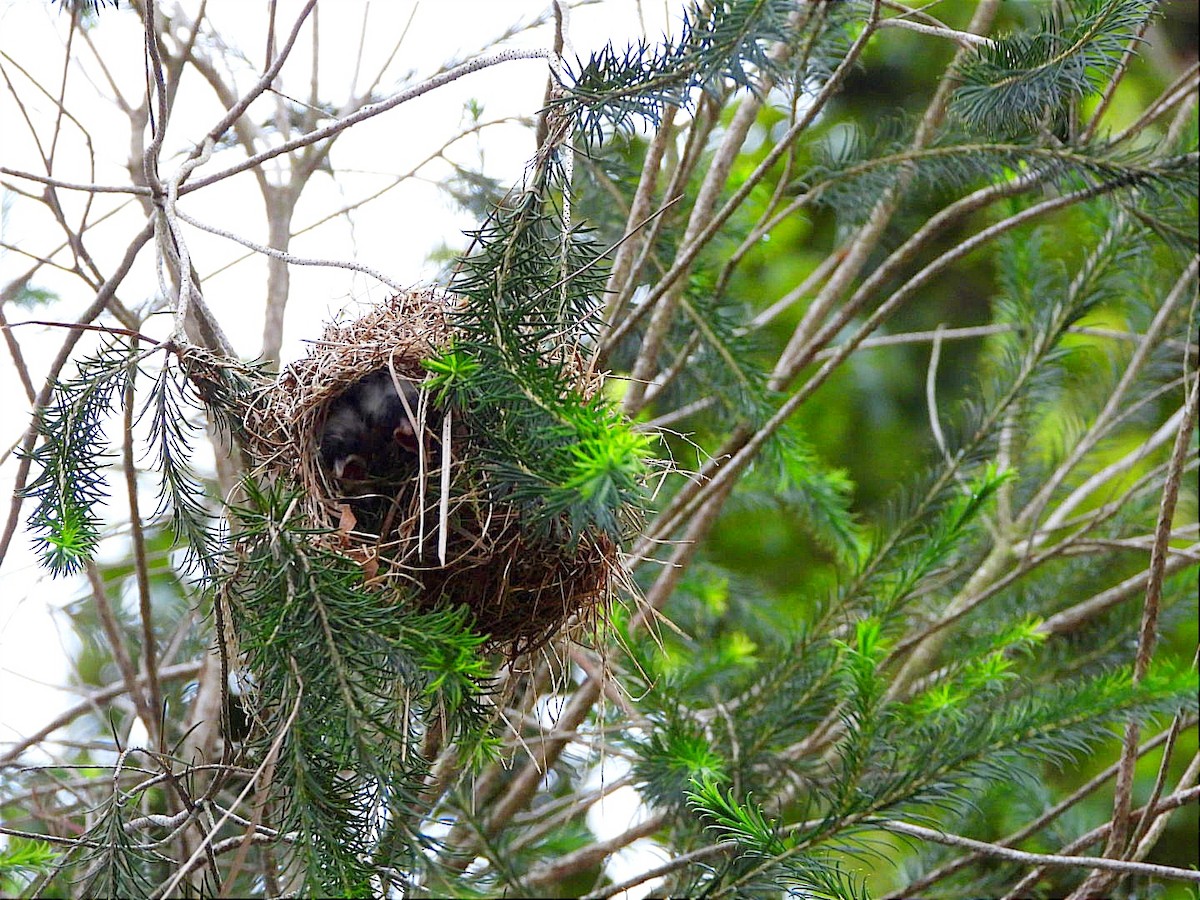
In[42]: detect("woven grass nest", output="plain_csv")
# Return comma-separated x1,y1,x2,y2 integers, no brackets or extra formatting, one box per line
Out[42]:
200,288,618,654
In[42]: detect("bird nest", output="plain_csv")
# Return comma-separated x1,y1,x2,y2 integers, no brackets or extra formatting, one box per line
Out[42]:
183,288,617,654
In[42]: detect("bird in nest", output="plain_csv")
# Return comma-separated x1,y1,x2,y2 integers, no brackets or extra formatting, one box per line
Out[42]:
319,369,436,484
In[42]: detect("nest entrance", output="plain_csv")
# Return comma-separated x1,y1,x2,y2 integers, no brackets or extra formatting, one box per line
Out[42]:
216,289,615,653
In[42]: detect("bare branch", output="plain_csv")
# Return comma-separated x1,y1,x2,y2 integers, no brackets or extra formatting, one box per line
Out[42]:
881,813,1200,884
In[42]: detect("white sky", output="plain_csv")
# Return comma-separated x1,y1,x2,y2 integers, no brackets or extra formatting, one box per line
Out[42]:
0,2,680,893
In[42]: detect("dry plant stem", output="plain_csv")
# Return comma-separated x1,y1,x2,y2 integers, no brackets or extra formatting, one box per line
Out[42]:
164,0,208,111
601,100,720,354
166,0,318,181
146,102,234,775
0,235,75,275
772,153,1049,390
1036,403,1189,538
1162,83,1198,152
636,178,1122,572
173,207,406,292
625,91,770,410
848,199,1152,696
0,826,102,849
465,684,604,860
873,412,1194,664
886,541,1199,666
771,0,1001,389
1129,714,1186,848
524,812,667,888
0,166,145,195
139,2,169,200
0,39,99,229
570,647,644,724
582,841,729,900
202,116,519,282
443,661,559,820
0,280,38,403
597,105,677,339
637,331,700,409
600,104,711,356
154,682,303,900
160,138,217,345
886,717,1198,897
1079,3,1156,144
121,349,164,752
748,247,844,331
1079,343,1199,895
1113,62,1200,143
1042,542,1198,635
146,2,515,363
623,5,882,413
1016,253,1199,545
181,48,550,195
1123,753,1200,873
52,18,102,244
620,0,815,342
631,165,1049,565
84,564,161,750
882,814,1200,885
926,325,972,497
1125,750,1200,867
511,767,633,829
1006,777,1200,899
876,15,995,48
666,186,1176,760
0,662,202,766
505,775,637,855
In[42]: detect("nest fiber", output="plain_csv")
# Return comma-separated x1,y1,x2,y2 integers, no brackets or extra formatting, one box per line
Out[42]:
186,289,616,653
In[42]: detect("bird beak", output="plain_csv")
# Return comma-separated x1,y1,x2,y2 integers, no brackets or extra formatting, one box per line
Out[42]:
334,454,368,480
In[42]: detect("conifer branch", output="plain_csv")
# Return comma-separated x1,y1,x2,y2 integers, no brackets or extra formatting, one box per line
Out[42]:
5,2,1196,894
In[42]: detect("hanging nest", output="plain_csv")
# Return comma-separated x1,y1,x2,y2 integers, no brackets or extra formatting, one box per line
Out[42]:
182,289,618,654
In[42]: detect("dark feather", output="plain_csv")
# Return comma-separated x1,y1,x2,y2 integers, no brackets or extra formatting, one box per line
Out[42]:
319,370,431,482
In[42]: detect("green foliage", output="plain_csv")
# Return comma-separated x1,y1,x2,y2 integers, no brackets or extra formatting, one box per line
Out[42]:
5,284,59,307
807,121,1193,233
74,794,158,899
866,464,1012,623
49,0,117,20
22,339,138,575
22,341,226,577
730,426,862,563
141,357,217,575
685,776,870,900
0,839,57,896
564,0,798,142
952,0,1159,136
433,154,651,544
873,661,1199,821
9,0,1197,896
222,478,495,895
635,713,729,813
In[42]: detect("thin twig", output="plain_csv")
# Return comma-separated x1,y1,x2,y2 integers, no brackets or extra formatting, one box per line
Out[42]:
886,717,1198,897
877,15,996,48
880,816,1200,883
172,207,407,293
153,678,303,899
121,336,164,752
181,49,550,195
1083,326,1200,891
0,662,202,766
